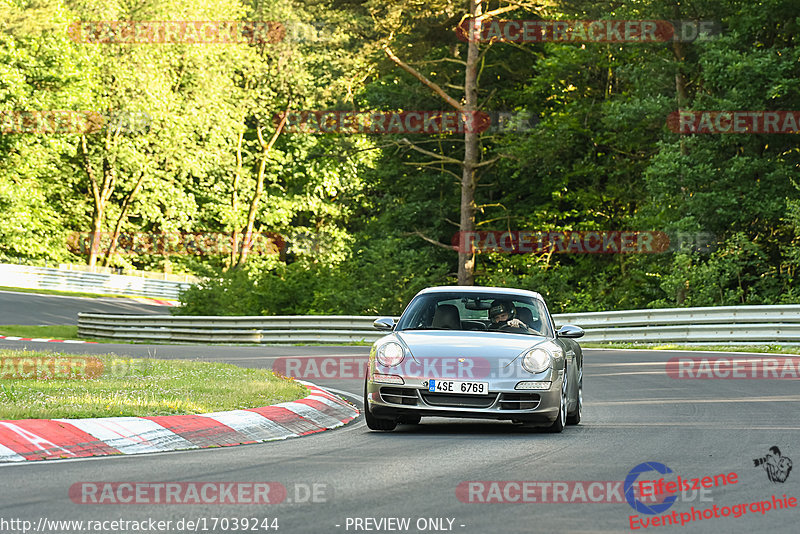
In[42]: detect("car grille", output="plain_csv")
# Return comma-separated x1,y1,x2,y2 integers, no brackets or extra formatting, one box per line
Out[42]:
420,392,498,409
499,393,541,410
380,387,418,406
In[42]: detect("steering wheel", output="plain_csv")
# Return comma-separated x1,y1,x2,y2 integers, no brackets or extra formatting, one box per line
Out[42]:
496,320,529,333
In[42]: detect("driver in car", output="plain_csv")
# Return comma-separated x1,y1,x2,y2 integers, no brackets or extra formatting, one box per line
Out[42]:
488,300,533,332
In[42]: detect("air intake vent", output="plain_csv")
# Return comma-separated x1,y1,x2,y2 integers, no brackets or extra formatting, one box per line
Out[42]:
420,392,497,408
380,387,418,405
499,393,540,410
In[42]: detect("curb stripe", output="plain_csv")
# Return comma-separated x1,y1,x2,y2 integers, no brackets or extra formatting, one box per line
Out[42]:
143,415,244,448
309,390,354,409
297,382,356,410
0,420,120,460
197,410,296,442
244,406,324,436
296,398,358,424
57,417,195,454
0,335,97,344
0,443,26,462
0,384,359,463
280,401,344,429
307,393,355,411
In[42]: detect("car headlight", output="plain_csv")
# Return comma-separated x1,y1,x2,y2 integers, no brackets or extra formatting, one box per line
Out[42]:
377,341,405,367
521,348,552,374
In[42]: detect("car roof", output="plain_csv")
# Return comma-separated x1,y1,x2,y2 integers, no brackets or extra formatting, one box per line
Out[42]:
415,286,544,301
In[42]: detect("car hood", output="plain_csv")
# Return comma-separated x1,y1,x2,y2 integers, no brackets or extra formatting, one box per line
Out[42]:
395,330,546,361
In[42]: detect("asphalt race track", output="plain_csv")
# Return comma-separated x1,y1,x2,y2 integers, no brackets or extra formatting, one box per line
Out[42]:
1,293,798,533
0,290,171,325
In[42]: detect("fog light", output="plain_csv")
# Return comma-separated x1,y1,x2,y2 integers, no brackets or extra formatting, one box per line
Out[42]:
515,381,551,390
373,373,404,384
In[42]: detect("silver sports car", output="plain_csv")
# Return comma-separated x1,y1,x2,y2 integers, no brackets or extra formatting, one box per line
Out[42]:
364,286,584,432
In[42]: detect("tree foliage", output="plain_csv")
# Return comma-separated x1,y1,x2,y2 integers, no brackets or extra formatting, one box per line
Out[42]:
1,0,799,314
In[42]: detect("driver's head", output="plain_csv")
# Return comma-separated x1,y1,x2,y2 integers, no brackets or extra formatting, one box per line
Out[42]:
489,300,515,324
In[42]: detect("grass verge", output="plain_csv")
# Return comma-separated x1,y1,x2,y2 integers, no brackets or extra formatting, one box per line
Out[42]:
0,325,115,344
0,348,307,420
0,325,373,346
0,325,80,340
0,285,176,302
582,342,800,355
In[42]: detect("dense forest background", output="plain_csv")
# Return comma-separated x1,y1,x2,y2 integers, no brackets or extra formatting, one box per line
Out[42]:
2,0,799,315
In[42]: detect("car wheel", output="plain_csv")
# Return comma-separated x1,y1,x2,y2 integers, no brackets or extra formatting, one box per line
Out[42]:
363,380,397,431
398,413,421,425
547,368,567,433
567,365,582,425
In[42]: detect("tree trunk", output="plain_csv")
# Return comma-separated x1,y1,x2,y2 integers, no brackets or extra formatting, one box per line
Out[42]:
88,201,104,268
235,111,289,267
457,0,482,286
673,40,688,158
671,1,689,158
228,131,244,269
102,171,146,266
381,1,519,285
80,135,115,268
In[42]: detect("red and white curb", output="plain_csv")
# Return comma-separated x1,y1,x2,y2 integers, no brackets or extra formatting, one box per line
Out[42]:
125,297,179,307
0,381,359,462
0,335,97,344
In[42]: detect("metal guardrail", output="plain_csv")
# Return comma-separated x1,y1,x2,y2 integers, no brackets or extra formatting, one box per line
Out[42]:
556,305,800,344
0,263,191,300
57,263,199,283
77,315,381,343
77,305,800,344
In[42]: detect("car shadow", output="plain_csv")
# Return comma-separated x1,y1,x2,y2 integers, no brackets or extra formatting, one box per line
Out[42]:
365,418,579,437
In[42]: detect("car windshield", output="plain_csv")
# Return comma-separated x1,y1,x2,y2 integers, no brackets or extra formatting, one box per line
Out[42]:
395,292,553,336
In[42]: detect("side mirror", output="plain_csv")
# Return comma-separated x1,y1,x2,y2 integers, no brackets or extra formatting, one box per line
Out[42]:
556,325,584,339
373,317,396,331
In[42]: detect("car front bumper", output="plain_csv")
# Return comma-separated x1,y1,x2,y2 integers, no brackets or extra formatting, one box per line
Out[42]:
366,374,563,424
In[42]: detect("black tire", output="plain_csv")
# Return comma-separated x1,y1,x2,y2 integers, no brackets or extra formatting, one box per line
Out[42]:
567,365,582,425
398,413,422,425
547,369,567,433
364,380,397,431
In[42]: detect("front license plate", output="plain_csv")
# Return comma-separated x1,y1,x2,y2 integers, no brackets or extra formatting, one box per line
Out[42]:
428,379,488,395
